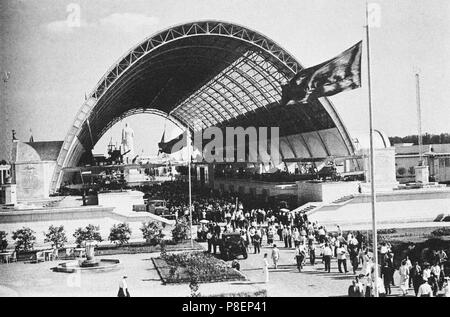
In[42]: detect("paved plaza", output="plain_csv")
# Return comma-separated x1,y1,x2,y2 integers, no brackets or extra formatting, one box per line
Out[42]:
0,242,418,297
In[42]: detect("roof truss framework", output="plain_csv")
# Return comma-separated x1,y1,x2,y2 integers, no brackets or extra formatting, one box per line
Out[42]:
50,20,356,193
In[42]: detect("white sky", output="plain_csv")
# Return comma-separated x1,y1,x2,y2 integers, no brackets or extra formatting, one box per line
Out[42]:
1,0,449,159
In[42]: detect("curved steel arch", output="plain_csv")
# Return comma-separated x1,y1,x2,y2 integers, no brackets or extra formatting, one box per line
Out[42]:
98,108,185,141
50,20,356,193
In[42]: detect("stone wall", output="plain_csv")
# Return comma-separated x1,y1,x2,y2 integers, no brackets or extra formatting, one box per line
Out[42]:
213,178,297,198
296,181,360,205
14,161,56,201
11,141,63,202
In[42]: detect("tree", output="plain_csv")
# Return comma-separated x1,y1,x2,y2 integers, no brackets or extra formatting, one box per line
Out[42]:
0,231,8,252
389,133,450,145
176,166,188,175
109,223,132,245
44,225,67,249
171,218,191,243
189,274,201,297
140,221,165,246
73,224,102,246
397,167,406,176
12,227,36,251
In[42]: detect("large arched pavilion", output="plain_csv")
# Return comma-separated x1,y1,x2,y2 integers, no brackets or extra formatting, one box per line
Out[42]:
50,20,358,193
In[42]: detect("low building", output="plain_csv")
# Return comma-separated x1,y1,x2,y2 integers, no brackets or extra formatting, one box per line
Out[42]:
10,140,63,202
394,143,450,183
0,163,16,205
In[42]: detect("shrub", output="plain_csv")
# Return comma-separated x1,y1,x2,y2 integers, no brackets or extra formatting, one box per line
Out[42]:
109,223,132,245
431,227,450,237
141,221,165,246
207,289,267,297
172,218,191,243
73,224,102,246
378,228,397,235
397,167,406,176
160,240,168,258
12,227,36,251
189,277,201,297
44,225,67,249
0,231,8,252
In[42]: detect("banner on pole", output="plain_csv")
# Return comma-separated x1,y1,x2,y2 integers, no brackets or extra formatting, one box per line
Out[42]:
281,41,362,105
158,131,187,154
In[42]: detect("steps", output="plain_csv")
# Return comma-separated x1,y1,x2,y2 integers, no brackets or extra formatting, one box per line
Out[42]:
331,195,354,205
291,202,322,216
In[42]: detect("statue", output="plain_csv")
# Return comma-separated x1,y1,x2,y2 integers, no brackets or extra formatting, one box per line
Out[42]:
121,123,135,164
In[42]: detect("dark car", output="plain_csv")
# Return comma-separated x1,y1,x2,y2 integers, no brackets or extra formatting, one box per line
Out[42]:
219,232,248,261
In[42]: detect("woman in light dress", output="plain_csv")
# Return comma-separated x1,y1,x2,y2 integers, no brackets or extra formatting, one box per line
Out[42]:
262,253,270,283
292,228,301,247
399,259,410,296
361,249,372,277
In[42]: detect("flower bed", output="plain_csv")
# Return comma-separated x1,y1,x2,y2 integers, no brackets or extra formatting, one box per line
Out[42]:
95,240,203,256
153,251,246,284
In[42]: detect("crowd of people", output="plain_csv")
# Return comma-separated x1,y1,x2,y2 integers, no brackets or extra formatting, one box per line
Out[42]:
141,181,450,297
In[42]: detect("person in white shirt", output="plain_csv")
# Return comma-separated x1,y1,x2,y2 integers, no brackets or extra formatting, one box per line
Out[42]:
443,277,450,297
380,242,388,255
362,252,374,278
417,278,434,297
117,275,130,297
399,259,410,296
337,244,349,273
431,263,441,279
330,236,337,258
293,228,300,247
267,225,275,245
271,244,280,269
262,253,270,283
322,243,332,273
318,227,326,243
294,243,307,272
422,263,432,282
375,276,386,297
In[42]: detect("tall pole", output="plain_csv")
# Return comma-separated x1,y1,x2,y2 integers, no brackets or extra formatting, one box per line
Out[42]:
415,73,423,165
365,2,379,297
3,72,11,162
187,128,193,249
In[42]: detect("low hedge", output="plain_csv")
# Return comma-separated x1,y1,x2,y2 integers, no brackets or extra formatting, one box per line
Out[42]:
431,227,450,237
206,289,267,297
12,240,202,261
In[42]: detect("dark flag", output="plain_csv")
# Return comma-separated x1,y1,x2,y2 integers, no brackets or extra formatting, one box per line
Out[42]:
158,130,166,154
158,131,187,154
282,41,362,104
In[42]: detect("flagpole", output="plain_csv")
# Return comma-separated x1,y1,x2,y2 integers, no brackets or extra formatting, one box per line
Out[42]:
187,127,193,249
365,1,379,297
415,73,423,165
3,72,11,162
